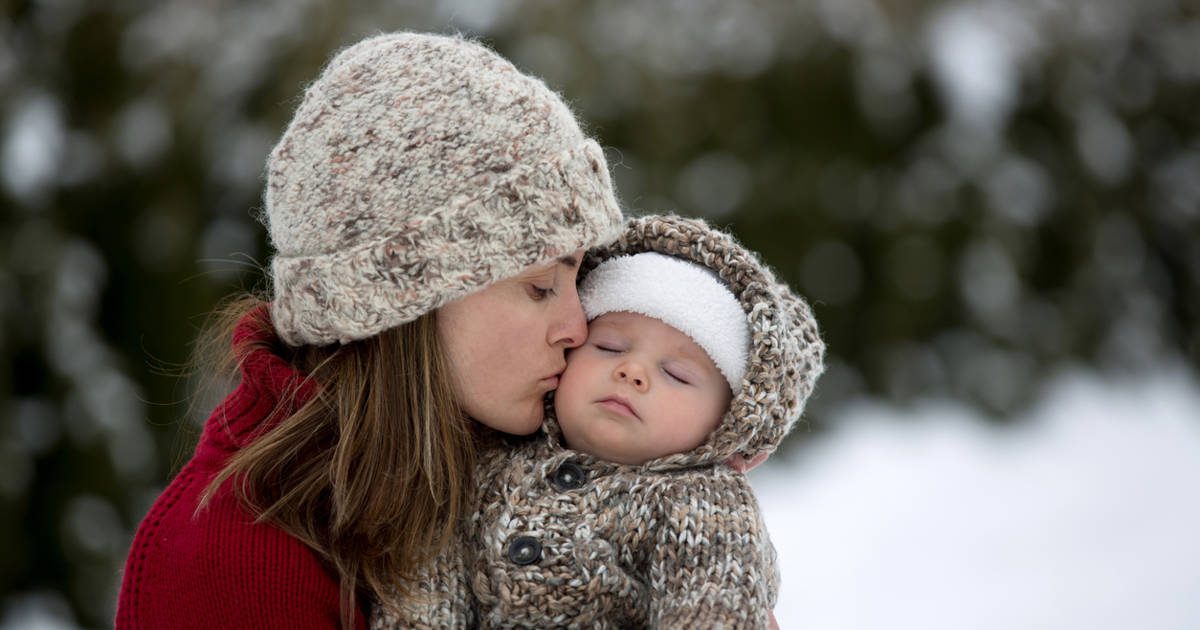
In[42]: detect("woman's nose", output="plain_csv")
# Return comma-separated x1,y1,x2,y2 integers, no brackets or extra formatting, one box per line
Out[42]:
548,289,587,349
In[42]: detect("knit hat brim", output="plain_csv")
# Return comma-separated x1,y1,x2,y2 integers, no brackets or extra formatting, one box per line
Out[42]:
271,140,623,346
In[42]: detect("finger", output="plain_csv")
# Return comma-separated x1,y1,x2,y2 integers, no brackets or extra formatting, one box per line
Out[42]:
740,451,770,473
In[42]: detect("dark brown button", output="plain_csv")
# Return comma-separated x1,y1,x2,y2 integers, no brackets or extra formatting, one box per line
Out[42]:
506,536,542,565
550,461,587,491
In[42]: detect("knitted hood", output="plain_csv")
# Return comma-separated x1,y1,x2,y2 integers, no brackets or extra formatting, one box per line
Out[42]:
546,215,826,470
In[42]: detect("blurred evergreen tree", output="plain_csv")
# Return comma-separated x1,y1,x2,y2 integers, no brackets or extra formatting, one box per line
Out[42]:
0,0,1196,626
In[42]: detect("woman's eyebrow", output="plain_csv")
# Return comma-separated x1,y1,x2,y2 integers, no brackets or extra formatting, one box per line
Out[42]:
520,255,579,280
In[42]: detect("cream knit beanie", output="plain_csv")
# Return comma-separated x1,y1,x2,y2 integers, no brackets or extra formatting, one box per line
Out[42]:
264,32,624,346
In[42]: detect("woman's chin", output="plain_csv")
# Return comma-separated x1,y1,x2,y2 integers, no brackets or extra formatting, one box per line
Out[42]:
515,418,544,435
510,404,546,435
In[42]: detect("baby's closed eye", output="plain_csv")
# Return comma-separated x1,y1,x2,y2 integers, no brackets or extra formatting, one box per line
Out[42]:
662,362,699,385
588,334,628,353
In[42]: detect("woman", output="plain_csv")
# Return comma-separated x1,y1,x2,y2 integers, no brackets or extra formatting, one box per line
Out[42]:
116,32,623,630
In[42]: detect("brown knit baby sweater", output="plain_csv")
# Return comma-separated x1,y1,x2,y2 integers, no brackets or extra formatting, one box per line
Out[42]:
372,215,825,629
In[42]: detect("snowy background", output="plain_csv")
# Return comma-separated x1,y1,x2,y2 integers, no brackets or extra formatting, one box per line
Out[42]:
3,0,1199,627
755,365,1200,629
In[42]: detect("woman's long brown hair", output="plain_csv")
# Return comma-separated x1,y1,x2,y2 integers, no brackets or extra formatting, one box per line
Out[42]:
195,294,477,629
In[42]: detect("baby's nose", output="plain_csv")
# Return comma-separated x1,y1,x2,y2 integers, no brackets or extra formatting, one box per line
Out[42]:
615,365,648,389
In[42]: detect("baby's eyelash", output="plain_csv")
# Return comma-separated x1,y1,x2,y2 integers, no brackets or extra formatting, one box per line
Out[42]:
663,367,692,385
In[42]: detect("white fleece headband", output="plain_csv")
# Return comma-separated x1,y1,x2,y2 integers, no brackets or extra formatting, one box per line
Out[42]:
579,252,751,393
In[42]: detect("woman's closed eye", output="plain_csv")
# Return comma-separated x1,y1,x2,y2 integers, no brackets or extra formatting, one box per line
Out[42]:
526,283,555,301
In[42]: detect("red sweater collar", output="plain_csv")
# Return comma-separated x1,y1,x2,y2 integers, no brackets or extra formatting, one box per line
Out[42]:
197,304,318,460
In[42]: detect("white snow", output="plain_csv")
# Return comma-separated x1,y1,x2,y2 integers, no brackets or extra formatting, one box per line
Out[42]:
753,364,1200,630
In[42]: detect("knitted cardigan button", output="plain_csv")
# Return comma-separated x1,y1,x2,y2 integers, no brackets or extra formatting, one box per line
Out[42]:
550,461,587,491
506,536,542,565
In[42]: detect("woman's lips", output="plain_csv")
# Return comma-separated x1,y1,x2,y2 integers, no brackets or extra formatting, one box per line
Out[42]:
539,367,565,389
597,396,639,419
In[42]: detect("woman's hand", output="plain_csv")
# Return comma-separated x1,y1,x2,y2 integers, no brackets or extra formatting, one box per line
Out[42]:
725,451,770,473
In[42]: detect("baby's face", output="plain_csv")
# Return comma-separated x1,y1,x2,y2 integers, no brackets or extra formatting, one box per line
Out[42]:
554,311,732,465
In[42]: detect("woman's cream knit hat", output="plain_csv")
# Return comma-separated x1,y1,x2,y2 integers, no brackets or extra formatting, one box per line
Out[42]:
264,32,624,346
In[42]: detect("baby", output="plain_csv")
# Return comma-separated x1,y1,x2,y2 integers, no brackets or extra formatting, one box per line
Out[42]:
374,215,825,629
557,251,753,467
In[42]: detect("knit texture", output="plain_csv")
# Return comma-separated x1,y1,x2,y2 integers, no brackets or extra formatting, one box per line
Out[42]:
116,307,367,630
266,32,624,346
371,215,825,628
469,440,779,629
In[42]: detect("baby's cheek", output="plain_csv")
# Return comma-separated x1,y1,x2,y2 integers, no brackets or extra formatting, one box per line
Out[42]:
554,381,594,454
553,369,583,420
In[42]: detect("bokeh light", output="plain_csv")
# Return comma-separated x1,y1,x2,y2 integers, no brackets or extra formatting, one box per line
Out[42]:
2,0,1197,626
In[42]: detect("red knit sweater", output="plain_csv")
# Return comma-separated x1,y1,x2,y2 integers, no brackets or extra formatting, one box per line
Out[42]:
116,309,367,629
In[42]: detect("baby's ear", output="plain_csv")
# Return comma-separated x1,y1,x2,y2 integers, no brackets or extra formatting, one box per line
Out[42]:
725,451,770,473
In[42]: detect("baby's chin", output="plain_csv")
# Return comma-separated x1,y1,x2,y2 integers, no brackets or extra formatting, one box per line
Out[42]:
568,443,653,466
556,404,708,465
558,420,644,465
559,425,688,466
